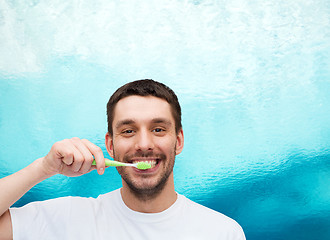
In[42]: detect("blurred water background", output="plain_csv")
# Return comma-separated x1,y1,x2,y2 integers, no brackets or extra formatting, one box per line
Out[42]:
0,0,329,239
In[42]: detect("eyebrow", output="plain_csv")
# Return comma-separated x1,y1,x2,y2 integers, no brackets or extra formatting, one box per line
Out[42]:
151,118,172,126
115,118,172,129
115,119,135,129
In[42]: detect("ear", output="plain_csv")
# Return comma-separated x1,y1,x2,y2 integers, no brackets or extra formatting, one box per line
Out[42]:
175,128,184,155
105,132,114,158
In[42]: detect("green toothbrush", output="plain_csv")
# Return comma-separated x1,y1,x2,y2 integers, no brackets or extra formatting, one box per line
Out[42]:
92,159,151,170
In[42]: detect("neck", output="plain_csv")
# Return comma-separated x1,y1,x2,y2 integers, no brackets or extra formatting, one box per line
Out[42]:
120,173,177,213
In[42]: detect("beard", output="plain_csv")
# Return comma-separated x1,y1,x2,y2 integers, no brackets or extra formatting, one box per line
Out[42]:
114,147,176,201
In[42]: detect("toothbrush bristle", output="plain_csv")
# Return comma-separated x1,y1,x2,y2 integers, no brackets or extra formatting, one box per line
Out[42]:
136,162,152,170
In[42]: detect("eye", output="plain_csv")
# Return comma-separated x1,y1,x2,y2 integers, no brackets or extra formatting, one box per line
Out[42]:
152,128,166,135
121,129,134,136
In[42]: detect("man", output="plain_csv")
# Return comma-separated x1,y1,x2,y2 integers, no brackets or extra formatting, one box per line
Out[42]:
0,79,245,239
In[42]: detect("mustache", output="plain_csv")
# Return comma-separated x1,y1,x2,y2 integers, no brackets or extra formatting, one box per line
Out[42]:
123,152,166,162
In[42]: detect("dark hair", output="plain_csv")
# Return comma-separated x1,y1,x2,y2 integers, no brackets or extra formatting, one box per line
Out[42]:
107,79,182,136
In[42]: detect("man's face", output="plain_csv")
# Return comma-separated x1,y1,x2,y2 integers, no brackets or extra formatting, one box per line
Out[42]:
106,95,184,198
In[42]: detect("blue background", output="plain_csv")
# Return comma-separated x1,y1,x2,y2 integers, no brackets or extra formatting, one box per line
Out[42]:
0,1,329,239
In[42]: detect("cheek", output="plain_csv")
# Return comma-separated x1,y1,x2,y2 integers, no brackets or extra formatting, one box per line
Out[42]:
112,139,131,157
156,137,177,153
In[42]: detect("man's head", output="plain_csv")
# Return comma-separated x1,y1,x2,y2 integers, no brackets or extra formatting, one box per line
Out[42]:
105,80,184,200
107,79,182,137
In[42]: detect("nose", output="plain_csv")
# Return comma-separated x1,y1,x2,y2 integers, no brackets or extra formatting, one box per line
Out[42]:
135,129,154,152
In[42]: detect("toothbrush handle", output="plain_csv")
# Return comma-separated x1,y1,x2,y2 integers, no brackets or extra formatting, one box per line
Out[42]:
92,159,126,167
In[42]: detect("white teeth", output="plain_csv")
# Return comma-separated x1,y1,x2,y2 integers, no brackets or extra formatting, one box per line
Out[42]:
132,160,157,168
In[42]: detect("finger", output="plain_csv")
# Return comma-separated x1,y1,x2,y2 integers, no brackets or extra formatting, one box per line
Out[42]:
54,140,75,166
81,139,105,175
57,138,85,173
69,144,85,173
70,137,94,174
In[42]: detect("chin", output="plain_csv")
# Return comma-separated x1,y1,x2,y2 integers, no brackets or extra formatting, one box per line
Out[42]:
124,172,173,200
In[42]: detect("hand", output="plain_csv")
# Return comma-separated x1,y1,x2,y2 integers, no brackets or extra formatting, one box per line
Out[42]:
41,137,105,177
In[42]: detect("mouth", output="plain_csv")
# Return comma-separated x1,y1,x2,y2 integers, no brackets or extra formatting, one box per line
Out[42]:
131,159,159,169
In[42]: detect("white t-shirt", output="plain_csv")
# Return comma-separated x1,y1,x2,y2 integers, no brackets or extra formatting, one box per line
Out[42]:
10,189,245,240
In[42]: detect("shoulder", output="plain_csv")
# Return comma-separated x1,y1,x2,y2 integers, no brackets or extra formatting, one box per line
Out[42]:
182,196,236,223
96,188,120,201
10,189,120,216
179,195,245,239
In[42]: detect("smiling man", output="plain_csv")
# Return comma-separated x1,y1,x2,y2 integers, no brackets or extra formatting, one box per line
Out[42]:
0,79,245,239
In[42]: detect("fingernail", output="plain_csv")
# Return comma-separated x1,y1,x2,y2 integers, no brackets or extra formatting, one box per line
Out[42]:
99,168,104,175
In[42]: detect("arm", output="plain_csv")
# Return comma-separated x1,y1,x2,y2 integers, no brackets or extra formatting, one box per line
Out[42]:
0,137,106,239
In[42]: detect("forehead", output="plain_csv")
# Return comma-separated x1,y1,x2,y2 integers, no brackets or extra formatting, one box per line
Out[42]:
113,95,174,123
